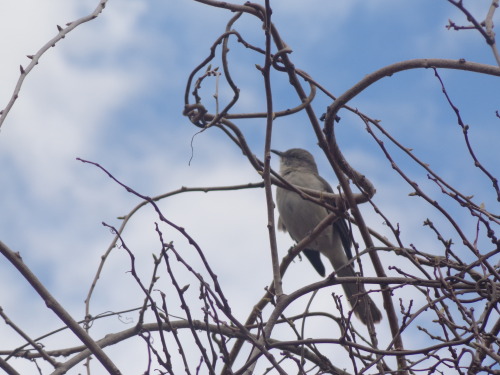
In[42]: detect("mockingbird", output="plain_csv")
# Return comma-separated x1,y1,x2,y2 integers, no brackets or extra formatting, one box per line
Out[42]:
272,148,382,325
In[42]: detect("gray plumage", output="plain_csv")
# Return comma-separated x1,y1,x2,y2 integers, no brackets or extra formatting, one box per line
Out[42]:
273,148,382,325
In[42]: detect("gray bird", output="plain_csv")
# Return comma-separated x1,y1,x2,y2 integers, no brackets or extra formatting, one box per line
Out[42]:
272,148,382,325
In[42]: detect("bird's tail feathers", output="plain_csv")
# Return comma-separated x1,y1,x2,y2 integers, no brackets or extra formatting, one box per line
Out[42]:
337,267,382,325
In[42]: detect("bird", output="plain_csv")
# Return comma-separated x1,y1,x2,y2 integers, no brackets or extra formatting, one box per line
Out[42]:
272,148,382,325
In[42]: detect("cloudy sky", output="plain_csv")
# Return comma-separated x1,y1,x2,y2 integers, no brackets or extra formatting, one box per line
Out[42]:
1,1,499,374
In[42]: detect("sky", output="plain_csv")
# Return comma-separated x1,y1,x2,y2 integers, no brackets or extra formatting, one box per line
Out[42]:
0,0,499,374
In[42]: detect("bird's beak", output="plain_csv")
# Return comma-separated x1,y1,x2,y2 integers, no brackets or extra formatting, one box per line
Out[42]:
270,149,282,157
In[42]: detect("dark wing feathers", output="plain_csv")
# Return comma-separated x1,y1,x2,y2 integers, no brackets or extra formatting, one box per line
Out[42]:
316,173,353,260
303,249,326,277
334,218,353,260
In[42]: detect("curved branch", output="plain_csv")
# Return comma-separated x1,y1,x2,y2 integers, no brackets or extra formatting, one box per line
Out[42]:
325,59,500,136
224,81,316,120
46,320,348,375
0,0,109,129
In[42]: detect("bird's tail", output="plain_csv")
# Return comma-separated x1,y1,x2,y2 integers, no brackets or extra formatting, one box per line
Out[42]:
336,267,382,325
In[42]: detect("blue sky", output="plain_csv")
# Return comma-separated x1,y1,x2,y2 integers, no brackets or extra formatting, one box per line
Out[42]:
0,1,499,374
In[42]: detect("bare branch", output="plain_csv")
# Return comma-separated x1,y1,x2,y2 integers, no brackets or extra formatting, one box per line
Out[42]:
0,0,109,129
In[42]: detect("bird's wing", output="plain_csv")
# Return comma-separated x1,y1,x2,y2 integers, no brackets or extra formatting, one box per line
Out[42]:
334,218,353,260
317,174,353,260
303,249,326,277
279,212,326,276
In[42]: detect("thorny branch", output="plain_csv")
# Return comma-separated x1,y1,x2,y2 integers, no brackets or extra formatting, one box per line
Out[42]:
1,1,499,375
0,0,110,129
